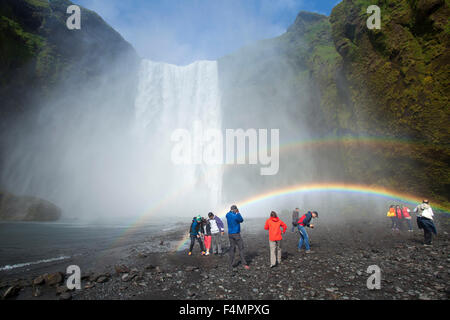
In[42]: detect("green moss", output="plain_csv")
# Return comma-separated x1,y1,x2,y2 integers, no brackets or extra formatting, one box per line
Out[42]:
24,0,50,8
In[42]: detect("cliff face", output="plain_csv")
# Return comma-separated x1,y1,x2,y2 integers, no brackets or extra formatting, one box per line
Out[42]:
219,5,449,207
0,0,140,221
328,0,449,206
0,0,139,131
0,191,61,221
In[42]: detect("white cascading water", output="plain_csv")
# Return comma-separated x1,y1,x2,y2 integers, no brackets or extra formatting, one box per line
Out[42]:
133,60,223,214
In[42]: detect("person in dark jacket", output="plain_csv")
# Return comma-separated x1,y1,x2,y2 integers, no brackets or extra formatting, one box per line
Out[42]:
291,208,300,232
297,211,318,253
188,215,205,256
202,217,212,256
226,205,249,270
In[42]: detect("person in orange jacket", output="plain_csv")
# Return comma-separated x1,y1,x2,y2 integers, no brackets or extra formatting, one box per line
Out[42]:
264,211,287,268
387,205,398,231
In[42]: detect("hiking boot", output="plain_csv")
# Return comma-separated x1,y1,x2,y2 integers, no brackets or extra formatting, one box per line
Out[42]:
244,265,250,270
270,265,276,268
205,251,210,256
188,252,192,256
201,251,206,255
305,250,312,254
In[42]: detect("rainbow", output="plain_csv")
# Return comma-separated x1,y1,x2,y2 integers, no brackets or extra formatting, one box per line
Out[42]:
107,135,447,252
225,135,444,169
279,136,436,151
173,182,449,252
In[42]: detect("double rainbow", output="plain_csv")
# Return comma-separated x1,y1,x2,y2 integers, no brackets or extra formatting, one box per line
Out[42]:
173,182,449,251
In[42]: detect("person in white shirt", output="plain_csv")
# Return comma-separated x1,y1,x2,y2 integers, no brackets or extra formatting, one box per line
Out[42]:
208,212,225,255
414,200,437,245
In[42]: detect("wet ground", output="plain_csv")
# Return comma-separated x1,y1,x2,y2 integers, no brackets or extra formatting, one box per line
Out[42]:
1,215,449,300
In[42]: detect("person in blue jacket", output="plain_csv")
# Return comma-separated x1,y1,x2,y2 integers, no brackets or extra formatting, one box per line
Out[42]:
226,205,250,270
297,211,318,254
188,215,205,256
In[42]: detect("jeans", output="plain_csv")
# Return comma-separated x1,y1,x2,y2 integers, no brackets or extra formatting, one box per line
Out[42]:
390,217,399,229
297,225,310,250
405,217,413,231
424,230,432,244
211,233,222,254
189,235,205,252
269,240,282,266
228,233,247,267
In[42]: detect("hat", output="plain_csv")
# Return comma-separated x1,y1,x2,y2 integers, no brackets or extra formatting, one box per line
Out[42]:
196,215,202,221
230,205,238,210
208,212,214,218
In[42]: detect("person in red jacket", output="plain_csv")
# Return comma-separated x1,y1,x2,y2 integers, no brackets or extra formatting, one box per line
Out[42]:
264,211,287,268
395,205,403,231
402,206,413,232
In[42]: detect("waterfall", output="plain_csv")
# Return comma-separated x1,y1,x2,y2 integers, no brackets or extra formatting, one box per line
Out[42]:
133,60,223,212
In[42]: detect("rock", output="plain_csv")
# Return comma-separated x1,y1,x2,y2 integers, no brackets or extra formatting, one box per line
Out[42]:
2,286,20,299
145,265,156,270
185,266,198,272
187,289,196,297
115,265,130,274
33,275,46,286
32,286,42,297
122,273,136,282
59,292,72,300
419,293,430,300
45,272,64,286
56,285,70,295
137,252,147,258
395,287,404,293
96,276,109,283
84,282,95,289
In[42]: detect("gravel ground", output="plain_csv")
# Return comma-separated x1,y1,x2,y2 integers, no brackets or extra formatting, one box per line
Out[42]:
1,215,449,300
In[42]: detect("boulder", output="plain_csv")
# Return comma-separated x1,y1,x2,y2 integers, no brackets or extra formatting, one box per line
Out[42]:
33,275,46,286
59,292,72,300
0,192,61,221
114,265,130,274
2,286,20,299
45,272,64,286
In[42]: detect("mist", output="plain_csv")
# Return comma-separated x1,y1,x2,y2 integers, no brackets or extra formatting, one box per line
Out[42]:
0,2,402,226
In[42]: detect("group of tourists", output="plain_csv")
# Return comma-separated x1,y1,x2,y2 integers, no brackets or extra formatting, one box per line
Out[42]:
188,205,319,269
387,204,414,231
387,199,437,245
188,199,438,269
188,212,225,256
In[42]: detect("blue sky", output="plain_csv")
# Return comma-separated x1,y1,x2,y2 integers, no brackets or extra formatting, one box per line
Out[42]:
74,0,341,65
